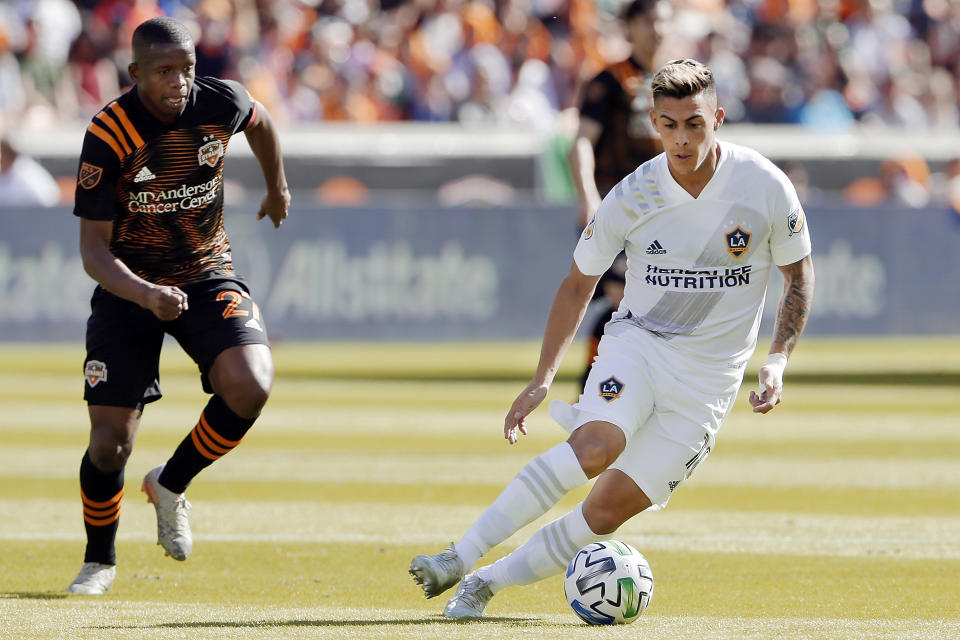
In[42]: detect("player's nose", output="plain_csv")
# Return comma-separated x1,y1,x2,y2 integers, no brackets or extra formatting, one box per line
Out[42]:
170,72,188,89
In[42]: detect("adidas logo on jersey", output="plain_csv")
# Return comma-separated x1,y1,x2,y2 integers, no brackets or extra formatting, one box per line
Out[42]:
645,240,667,255
133,166,156,183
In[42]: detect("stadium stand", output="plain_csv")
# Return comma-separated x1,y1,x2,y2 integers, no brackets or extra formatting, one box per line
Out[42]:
0,0,959,209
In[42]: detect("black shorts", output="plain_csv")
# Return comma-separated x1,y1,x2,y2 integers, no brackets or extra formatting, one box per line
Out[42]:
82,277,270,409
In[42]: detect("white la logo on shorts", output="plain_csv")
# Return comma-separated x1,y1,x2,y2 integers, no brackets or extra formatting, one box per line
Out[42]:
84,360,108,387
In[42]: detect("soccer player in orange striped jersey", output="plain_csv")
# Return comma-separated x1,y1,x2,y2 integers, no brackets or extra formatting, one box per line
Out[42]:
67,16,290,595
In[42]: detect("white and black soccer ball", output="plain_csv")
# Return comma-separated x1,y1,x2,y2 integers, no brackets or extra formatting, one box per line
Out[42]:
564,540,654,625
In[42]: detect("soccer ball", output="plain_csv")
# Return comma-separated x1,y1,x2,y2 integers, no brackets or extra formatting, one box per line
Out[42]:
564,540,654,625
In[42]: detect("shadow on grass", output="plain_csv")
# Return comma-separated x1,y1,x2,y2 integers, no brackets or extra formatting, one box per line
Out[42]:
1,591,70,600
94,615,542,629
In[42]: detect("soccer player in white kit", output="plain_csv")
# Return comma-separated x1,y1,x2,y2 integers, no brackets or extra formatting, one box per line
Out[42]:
409,58,815,618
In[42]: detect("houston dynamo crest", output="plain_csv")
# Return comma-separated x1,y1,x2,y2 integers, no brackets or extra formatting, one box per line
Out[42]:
84,360,108,387
725,226,751,258
598,376,624,402
198,136,224,167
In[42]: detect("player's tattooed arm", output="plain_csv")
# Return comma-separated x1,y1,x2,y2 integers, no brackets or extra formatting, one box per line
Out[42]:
750,255,814,414
770,254,815,358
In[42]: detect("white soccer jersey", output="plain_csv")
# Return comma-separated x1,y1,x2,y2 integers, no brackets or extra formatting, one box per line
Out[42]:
574,140,812,365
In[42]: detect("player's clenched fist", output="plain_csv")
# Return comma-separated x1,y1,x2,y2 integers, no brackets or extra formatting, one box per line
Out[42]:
143,285,188,321
257,187,291,228
749,353,787,414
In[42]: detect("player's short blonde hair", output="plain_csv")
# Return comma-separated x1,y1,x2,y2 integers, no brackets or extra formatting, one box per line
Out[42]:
651,59,716,103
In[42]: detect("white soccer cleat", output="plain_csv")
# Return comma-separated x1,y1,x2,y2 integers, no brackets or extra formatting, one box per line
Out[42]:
66,562,116,595
443,573,494,619
409,543,465,599
141,464,193,561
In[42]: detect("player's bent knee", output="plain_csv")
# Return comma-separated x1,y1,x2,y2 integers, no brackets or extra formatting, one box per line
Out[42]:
211,346,274,418
242,378,271,412
582,469,653,534
582,502,626,536
568,427,624,478
571,442,613,478
87,437,133,472
87,407,140,471
220,375,271,419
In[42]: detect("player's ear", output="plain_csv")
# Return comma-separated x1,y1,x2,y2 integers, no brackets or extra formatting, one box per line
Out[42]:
714,107,724,130
128,62,139,84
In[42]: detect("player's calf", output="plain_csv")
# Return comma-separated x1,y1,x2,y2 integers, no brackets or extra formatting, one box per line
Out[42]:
157,394,256,495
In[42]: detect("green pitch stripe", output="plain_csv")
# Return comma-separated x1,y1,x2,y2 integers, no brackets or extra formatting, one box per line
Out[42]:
6,476,959,517
648,549,960,621
715,438,960,459
668,485,960,516
5,427,960,459
6,540,959,622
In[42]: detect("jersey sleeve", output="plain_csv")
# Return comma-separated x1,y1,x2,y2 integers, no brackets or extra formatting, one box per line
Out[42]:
219,79,257,134
196,77,257,134
72,128,121,220
768,174,812,266
573,185,629,276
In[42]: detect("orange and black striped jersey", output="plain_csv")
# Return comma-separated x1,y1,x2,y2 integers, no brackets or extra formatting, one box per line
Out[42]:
579,58,662,197
73,77,256,286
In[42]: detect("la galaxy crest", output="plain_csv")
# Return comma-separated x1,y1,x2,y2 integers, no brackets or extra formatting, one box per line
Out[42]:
725,226,751,258
598,376,624,402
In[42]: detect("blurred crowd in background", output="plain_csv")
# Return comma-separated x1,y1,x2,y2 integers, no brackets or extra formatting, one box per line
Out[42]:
0,0,959,210
2,0,960,129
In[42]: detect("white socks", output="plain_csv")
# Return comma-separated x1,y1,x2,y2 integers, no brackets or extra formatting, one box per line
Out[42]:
455,442,588,571
477,502,601,593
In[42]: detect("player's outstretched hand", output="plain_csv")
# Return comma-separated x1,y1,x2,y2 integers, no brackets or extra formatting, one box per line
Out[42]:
257,187,291,228
504,382,549,444
144,285,188,321
749,365,783,414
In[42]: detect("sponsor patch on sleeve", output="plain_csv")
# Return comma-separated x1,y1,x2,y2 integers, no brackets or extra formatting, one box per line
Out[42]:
583,218,596,240
787,209,805,236
79,162,103,190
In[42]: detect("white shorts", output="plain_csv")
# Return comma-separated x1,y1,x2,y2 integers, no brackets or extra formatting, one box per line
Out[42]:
552,319,744,509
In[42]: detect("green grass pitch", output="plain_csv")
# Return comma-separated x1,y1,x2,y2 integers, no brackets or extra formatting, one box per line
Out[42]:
1,338,959,639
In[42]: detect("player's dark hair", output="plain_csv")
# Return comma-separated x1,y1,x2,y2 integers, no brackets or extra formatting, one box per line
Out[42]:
132,16,193,54
651,58,716,102
621,0,659,21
